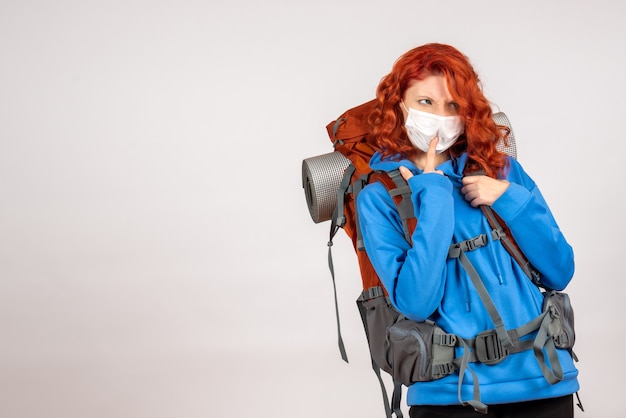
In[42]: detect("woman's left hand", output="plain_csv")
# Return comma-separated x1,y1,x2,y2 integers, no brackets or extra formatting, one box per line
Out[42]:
461,176,510,207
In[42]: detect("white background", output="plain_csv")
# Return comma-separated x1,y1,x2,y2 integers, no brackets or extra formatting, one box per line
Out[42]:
0,0,623,417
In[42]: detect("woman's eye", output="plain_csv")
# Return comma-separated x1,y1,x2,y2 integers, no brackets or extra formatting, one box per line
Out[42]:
449,102,459,110
418,99,432,105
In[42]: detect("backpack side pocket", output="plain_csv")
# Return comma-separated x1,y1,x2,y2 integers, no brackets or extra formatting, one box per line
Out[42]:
359,294,402,374
543,291,576,350
386,320,438,385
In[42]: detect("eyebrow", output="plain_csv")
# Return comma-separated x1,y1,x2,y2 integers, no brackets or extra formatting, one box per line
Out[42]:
414,95,456,104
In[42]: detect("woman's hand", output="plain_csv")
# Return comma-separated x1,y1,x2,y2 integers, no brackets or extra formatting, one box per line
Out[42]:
461,175,510,207
400,137,443,181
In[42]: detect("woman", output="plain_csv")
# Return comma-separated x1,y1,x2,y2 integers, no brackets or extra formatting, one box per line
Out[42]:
356,43,579,417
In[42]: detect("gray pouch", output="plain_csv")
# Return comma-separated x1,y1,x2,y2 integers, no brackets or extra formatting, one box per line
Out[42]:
542,291,576,350
359,295,402,374
385,319,455,385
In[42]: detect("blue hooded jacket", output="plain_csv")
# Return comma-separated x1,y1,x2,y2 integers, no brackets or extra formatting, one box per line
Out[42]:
356,152,579,407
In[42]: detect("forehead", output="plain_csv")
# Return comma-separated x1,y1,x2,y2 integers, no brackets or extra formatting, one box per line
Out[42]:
405,74,453,100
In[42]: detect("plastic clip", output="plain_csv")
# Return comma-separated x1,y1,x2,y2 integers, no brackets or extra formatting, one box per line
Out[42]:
475,330,508,365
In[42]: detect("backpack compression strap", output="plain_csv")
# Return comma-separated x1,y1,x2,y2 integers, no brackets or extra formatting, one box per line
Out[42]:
326,164,356,363
353,173,372,251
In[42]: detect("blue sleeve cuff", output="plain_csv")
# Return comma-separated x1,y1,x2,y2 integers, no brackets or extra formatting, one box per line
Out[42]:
407,172,453,194
491,182,532,222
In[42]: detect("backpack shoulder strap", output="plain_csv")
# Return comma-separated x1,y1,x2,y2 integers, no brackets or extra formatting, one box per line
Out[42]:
480,205,544,289
353,169,414,418
369,169,417,244
465,169,544,290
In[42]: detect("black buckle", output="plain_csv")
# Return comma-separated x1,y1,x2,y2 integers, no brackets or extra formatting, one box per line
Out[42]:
475,330,508,365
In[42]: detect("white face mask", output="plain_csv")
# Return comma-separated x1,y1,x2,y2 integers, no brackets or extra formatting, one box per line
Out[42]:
402,103,464,154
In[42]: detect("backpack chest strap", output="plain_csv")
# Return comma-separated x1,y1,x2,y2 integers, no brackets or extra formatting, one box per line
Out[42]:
448,233,566,387
448,232,514,349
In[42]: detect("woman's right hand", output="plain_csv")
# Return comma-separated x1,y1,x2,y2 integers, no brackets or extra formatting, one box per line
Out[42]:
400,136,443,181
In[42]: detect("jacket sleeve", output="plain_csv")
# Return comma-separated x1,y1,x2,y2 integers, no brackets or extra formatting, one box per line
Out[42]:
491,158,575,290
356,173,455,321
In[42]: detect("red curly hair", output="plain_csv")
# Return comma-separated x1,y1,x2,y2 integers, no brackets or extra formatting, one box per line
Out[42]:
369,43,509,178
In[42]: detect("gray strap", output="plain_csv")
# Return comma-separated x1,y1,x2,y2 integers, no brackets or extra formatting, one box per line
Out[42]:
357,299,395,418
324,166,357,364
451,233,566,387
386,169,414,244
533,307,565,384
353,173,370,251
331,117,345,139
391,382,404,418
334,165,355,229
356,289,404,418
326,237,348,363
455,339,488,414
449,237,514,349
514,311,547,338
481,205,542,287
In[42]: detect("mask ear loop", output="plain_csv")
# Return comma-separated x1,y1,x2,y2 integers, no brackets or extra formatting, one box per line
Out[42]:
400,101,414,125
399,101,407,117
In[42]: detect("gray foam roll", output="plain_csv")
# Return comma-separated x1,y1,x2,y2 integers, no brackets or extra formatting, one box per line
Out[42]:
302,151,350,223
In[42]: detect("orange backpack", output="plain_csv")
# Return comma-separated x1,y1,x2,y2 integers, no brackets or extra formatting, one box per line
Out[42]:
301,101,552,417
303,99,417,418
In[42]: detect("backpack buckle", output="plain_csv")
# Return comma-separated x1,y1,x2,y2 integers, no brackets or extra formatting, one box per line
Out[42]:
360,286,385,301
466,234,488,251
432,362,456,377
434,333,457,347
474,330,508,365
455,234,488,253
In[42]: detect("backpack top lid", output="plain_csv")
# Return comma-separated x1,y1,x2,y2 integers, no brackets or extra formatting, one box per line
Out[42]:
326,99,378,175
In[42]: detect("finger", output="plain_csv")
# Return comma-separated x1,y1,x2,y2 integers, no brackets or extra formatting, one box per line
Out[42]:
461,188,481,207
461,176,479,195
462,176,478,185
399,165,413,181
460,182,476,195
463,190,477,203
424,137,439,173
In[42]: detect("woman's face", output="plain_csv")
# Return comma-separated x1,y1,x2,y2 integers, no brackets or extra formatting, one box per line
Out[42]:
401,74,459,119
